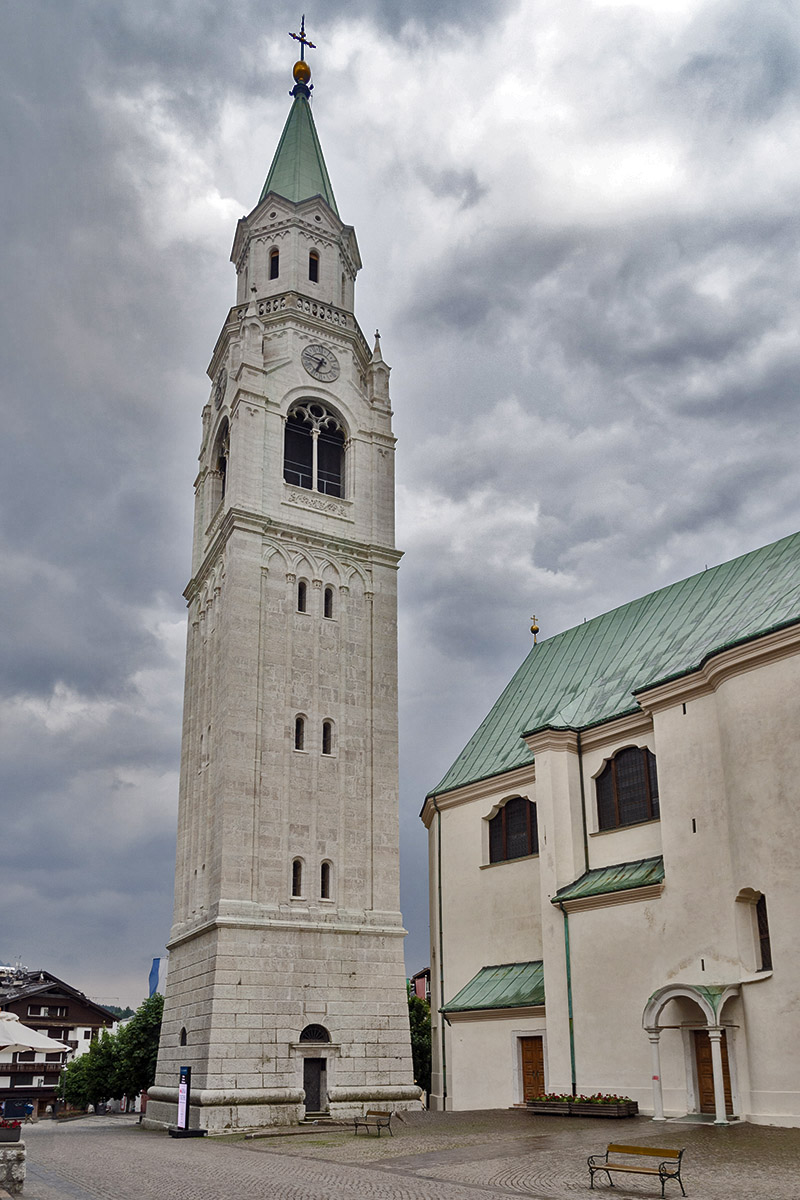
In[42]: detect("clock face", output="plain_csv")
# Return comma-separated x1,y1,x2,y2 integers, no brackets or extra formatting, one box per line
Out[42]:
301,343,340,382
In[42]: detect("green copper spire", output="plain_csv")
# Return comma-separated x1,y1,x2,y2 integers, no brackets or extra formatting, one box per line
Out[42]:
258,21,338,214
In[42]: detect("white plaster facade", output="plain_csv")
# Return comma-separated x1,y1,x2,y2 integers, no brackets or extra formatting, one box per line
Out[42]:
148,71,416,1132
423,558,800,1127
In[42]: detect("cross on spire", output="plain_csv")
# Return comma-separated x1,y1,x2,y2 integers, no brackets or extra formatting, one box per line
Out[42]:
290,15,316,61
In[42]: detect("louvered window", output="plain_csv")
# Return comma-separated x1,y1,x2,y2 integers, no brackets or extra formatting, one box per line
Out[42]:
596,747,659,830
489,797,538,863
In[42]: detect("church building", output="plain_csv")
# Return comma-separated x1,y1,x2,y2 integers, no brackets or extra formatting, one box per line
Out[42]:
422,531,800,1126
148,29,417,1131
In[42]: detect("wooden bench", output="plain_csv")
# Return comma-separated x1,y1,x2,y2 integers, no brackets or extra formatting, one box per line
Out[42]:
588,1144,685,1196
353,1109,393,1137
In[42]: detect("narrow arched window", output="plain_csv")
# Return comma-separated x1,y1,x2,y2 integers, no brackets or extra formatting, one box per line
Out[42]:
757,895,772,970
323,586,334,619
322,720,333,756
320,861,331,900
292,859,303,898
488,797,538,863
211,419,229,509
284,402,345,498
269,248,279,279
179,1027,187,1046
294,716,305,751
309,251,319,283
596,746,659,830
297,580,307,612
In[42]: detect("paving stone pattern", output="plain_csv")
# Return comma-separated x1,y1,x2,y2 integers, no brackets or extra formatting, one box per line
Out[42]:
19,1110,800,1200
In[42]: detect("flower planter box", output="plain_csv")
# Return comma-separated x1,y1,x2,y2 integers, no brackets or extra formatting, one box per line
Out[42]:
0,1128,21,1143
570,1101,639,1118
527,1100,639,1118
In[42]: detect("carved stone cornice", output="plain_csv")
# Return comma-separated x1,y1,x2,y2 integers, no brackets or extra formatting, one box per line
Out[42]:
445,1005,546,1023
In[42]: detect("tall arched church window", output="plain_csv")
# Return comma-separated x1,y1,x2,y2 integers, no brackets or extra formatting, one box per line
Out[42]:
489,797,538,863
596,746,659,830
322,720,333,756
323,586,334,619
294,715,305,751
269,248,279,279
756,894,772,970
320,861,331,900
297,580,308,612
309,251,319,283
283,402,345,498
292,859,303,898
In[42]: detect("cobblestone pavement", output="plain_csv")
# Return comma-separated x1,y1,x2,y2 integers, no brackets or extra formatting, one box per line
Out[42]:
18,1109,800,1200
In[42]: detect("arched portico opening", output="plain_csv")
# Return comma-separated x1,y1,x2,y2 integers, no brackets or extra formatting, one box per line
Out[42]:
643,984,739,1124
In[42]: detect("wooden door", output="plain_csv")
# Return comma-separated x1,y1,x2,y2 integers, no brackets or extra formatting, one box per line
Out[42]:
303,1058,326,1112
520,1036,545,1101
693,1030,732,1115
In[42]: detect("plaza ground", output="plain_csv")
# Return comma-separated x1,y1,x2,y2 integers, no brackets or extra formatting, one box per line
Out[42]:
18,1109,800,1200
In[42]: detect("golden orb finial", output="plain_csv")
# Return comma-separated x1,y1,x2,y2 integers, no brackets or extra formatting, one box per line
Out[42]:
530,615,540,644
293,59,311,85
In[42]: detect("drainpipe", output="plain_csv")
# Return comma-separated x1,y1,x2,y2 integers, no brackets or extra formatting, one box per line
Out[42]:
431,795,447,1110
557,901,577,1097
577,729,589,874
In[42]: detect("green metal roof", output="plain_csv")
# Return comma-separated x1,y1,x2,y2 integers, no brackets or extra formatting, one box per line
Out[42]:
259,93,338,213
429,531,800,798
553,856,664,904
443,961,545,1013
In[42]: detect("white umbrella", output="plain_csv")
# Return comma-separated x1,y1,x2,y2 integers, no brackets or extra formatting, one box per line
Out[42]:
0,1011,69,1054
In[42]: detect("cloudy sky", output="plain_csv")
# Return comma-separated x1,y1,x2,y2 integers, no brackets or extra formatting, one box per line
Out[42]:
2,0,798,1007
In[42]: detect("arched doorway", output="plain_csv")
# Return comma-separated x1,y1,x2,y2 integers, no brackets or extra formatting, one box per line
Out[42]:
643,984,739,1124
299,1025,331,1114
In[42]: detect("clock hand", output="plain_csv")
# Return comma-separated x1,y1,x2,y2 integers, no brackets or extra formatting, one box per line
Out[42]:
316,357,326,371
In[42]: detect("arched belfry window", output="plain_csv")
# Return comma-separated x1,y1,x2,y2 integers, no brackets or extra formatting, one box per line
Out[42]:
596,746,659,830
211,419,229,508
284,402,345,498
309,251,319,283
297,580,308,612
323,586,334,619
320,861,331,900
292,859,303,898
269,248,279,279
294,715,306,751
322,720,333,756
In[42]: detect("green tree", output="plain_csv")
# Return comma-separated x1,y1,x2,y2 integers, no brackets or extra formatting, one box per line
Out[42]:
407,988,431,1099
116,993,164,1097
60,1031,121,1108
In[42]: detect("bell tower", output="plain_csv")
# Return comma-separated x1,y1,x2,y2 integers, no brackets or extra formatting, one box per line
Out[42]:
148,28,417,1131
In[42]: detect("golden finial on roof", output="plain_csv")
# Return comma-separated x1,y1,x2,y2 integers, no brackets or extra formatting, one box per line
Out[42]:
530,615,539,644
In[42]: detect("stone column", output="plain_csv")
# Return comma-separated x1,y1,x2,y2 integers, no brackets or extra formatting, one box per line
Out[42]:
708,1028,729,1125
646,1028,665,1120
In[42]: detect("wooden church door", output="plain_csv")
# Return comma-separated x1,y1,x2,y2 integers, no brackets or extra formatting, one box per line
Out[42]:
693,1030,732,1114
303,1058,327,1112
520,1036,545,1100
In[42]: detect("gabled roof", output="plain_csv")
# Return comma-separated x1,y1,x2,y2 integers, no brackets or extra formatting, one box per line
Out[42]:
429,531,800,798
259,93,338,213
553,856,664,904
443,961,545,1013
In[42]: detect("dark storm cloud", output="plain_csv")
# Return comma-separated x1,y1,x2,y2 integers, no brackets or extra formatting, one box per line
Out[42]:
2,0,799,995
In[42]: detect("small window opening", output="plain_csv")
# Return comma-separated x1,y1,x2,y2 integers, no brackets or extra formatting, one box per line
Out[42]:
297,580,307,612
300,1024,330,1043
757,894,772,970
323,586,334,619
309,251,319,283
322,720,333,756
269,248,279,279
294,716,305,751
320,861,331,899
292,859,303,897
179,1027,187,1046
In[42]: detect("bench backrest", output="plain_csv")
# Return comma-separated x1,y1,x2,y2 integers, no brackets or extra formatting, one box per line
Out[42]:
607,1145,682,1159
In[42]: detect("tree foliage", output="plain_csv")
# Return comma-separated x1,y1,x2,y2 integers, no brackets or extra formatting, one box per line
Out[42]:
407,988,431,1098
59,993,163,1108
